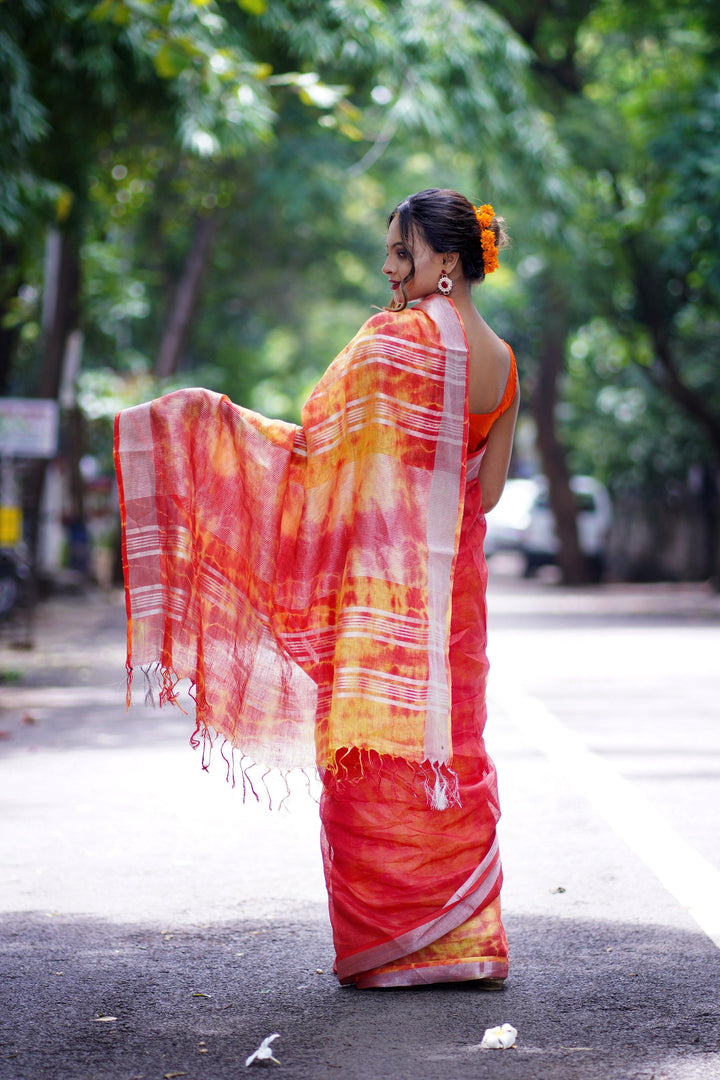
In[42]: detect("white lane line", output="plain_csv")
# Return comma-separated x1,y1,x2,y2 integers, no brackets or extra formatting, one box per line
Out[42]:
490,675,720,950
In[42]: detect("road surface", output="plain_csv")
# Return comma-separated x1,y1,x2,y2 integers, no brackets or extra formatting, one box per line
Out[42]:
1,567,719,1079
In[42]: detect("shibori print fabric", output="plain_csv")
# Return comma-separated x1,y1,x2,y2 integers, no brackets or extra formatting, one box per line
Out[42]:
114,295,469,782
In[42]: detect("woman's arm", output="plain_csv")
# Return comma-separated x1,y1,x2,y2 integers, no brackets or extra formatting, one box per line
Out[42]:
477,389,520,513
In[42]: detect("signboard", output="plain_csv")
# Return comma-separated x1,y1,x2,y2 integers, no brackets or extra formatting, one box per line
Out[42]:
0,399,60,458
0,506,21,546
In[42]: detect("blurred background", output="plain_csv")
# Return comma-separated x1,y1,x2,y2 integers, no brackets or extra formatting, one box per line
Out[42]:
1,0,719,626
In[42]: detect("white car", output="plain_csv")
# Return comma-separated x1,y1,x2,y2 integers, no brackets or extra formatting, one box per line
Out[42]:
485,475,612,580
483,478,539,558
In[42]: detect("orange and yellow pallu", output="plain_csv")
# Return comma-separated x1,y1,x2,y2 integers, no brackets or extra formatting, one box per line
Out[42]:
114,293,509,987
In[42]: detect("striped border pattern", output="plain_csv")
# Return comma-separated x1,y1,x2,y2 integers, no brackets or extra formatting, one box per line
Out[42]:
335,836,502,983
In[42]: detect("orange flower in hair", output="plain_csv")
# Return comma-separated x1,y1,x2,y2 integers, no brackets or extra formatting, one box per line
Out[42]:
473,203,499,274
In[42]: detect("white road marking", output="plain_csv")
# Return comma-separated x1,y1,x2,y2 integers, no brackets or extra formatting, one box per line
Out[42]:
490,675,720,950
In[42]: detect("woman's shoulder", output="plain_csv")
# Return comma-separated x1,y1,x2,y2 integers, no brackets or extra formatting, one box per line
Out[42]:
359,302,442,347
362,304,427,332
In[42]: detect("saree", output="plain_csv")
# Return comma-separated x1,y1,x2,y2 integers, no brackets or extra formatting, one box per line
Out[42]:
114,293,511,986
320,357,515,988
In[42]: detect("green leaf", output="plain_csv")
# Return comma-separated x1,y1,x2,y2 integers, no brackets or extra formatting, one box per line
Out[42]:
235,0,267,14
89,0,131,26
153,42,192,79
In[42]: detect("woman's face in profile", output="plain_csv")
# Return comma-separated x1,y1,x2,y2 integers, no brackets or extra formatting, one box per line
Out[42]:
382,216,445,304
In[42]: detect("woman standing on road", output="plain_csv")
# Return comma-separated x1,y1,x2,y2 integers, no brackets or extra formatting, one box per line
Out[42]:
115,188,519,988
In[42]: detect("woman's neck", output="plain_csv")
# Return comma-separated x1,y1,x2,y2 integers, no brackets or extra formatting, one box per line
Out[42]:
447,281,482,329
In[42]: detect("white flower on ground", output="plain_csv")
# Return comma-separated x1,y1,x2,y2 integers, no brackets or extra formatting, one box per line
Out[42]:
481,1023,517,1049
245,1033,281,1067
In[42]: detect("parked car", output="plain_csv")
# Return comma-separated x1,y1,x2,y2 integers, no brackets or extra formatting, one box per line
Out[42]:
485,475,612,580
483,478,539,558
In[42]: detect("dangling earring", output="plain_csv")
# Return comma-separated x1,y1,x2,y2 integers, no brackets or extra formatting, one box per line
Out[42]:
437,268,453,295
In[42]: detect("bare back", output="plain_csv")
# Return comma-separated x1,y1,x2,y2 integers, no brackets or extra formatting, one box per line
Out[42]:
463,309,512,415
449,297,519,511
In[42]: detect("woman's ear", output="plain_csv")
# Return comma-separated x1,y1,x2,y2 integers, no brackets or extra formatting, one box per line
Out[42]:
443,252,461,276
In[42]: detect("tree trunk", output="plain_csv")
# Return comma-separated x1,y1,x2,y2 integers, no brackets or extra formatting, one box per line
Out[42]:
0,239,22,396
39,230,80,399
155,212,218,378
25,229,81,571
698,463,720,589
625,236,720,584
531,273,590,585
627,246,720,459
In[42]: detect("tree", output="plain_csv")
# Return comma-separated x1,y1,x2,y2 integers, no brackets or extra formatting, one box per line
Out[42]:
0,0,278,564
11,0,717,588
2,0,543,581
486,0,720,582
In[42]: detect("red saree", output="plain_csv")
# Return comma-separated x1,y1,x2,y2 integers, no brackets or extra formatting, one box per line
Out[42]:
320,356,516,988
114,294,515,987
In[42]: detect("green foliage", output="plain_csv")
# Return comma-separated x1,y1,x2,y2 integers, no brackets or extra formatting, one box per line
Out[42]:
2,0,719,573
485,0,720,505
0,3,57,234
1,0,542,397
561,318,711,494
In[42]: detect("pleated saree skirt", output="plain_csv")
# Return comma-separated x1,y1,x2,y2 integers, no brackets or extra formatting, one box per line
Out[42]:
319,477,509,988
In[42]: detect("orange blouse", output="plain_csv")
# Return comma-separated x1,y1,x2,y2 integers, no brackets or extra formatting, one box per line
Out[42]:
467,345,517,454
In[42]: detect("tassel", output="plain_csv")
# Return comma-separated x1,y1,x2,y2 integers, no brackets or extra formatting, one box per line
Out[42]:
424,761,462,810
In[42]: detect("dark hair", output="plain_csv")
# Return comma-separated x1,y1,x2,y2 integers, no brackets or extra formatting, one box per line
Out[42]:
387,188,508,310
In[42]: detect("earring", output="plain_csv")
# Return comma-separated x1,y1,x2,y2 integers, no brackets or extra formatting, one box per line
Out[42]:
437,268,453,295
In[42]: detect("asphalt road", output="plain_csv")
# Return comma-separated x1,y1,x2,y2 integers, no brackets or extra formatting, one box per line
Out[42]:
1,565,719,1080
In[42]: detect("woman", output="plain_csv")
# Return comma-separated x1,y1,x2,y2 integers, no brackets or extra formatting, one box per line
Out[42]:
318,190,518,987
114,188,518,989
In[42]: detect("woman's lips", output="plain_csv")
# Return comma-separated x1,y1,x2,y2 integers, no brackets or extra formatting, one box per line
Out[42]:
390,281,400,290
